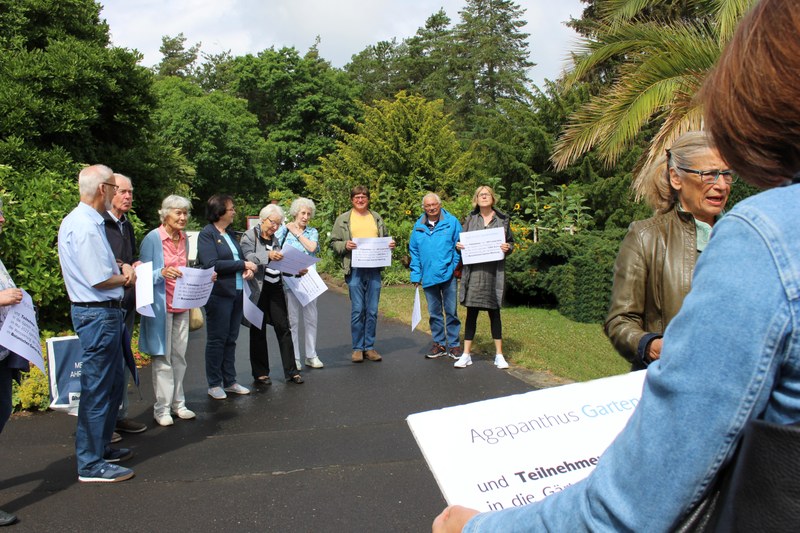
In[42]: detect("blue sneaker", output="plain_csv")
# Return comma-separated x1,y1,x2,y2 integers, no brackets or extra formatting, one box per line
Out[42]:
78,463,135,483
104,447,133,463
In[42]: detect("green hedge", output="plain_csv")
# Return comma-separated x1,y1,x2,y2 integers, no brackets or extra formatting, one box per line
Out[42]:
505,228,626,323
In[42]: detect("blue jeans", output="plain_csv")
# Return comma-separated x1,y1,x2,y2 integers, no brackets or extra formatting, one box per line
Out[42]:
423,276,461,348
71,305,125,474
346,268,382,351
204,292,243,388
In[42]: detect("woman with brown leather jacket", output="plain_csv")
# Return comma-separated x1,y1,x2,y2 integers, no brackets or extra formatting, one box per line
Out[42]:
605,131,734,369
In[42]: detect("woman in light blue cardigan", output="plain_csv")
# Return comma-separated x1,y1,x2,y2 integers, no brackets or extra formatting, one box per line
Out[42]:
139,195,197,427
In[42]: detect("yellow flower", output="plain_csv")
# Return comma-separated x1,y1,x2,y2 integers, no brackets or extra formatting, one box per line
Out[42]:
405,210,411,215
514,203,520,211
543,205,551,210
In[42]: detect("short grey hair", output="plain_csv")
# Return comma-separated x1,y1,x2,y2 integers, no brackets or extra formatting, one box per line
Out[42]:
259,203,284,223
113,173,132,188
422,192,441,207
158,195,192,223
289,197,316,218
78,164,113,197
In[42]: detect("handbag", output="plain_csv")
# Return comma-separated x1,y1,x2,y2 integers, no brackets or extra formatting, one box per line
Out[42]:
676,419,800,532
189,307,204,331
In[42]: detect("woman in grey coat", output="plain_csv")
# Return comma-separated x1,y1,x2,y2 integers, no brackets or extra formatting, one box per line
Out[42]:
454,186,514,369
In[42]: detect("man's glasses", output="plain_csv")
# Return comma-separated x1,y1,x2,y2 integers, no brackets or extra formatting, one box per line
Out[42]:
676,167,738,185
102,181,119,192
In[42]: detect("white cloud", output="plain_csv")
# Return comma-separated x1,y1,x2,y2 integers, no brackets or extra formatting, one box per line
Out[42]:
100,0,584,86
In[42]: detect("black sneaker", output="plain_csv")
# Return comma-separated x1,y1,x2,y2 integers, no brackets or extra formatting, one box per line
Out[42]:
425,343,447,359
448,346,462,360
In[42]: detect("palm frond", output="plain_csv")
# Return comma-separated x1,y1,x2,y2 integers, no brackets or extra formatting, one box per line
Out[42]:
553,21,720,169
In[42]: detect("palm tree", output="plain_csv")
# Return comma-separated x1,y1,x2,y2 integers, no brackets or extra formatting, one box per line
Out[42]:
551,0,754,202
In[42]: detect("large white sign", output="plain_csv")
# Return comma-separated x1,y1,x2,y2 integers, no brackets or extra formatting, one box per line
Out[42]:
407,371,646,512
460,227,505,265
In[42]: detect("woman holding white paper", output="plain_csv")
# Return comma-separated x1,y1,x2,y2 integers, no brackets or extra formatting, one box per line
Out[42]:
139,195,197,427
241,204,304,385
454,186,514,370
275,197,323,370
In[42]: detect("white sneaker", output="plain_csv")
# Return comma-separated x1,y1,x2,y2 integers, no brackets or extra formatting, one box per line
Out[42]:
494,354,509,369
454,353,472,368
154,414,174,427
172,408,196,420
207,386,227,400
305,357,324,369
223,383,251,395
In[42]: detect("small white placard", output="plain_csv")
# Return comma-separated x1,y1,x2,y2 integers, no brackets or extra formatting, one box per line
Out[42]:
352,237,393,268
460,227,505,265
0,289,44,372
134,261,155,317
172,267,214,309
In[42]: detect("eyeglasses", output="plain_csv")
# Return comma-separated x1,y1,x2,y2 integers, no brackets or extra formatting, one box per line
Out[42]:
102,182,119,192
676,167,738,185
352,195,368,200
266,218,281,227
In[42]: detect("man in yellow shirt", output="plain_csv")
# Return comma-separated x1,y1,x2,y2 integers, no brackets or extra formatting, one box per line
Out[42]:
330,186,395,362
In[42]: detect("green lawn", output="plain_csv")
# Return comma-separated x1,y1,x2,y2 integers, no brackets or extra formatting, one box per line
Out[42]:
378,284,629,382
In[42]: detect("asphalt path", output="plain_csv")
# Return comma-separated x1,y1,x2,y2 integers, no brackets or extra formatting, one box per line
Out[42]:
1,289,534,532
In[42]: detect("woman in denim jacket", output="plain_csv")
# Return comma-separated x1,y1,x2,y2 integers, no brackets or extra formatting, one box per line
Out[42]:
434,0,800,530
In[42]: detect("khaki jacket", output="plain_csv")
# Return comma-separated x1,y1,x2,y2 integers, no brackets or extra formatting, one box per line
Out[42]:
330,208,388,276
604,208,697,369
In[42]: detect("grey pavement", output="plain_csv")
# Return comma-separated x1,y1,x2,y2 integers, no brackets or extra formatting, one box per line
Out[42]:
1,289,534,532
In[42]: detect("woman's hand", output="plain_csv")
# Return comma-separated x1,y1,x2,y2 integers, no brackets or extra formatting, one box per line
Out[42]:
389,239,396,250
244,261,258,272
298,268,308,276
161,266,183,280
345,240,357,251
432,505,480,533
500,243,511,253
268,250,283,261
0,288,23,306
286,222,301,236
456,242,464,251
242,269,254,281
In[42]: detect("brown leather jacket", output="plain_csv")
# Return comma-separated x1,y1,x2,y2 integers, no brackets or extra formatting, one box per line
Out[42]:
604,207,697,370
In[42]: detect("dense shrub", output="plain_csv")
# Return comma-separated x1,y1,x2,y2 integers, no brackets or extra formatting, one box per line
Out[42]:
0,153,81,328
505,227,626,323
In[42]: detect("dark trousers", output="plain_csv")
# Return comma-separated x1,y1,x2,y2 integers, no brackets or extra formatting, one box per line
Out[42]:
250,281,298,380
204,291,243,388
464,306,502,341
0,358,12,433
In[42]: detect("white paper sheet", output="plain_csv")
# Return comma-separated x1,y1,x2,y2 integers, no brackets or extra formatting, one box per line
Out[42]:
172,267,215,309
407,371,646,510
411,286,422,331
0,289,44,372
282,266,328,307
134,261,155,317
269,245,321,275
242,282,264,329
352,237,393,268
460,227,505,265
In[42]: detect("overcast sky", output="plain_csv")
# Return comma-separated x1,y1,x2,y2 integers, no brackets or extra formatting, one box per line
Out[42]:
100,0,585,88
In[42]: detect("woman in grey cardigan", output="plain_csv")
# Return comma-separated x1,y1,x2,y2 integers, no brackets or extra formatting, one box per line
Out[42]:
454,186,514,369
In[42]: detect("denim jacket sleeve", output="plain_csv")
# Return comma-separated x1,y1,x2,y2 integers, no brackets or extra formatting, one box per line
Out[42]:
464,192,800,532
